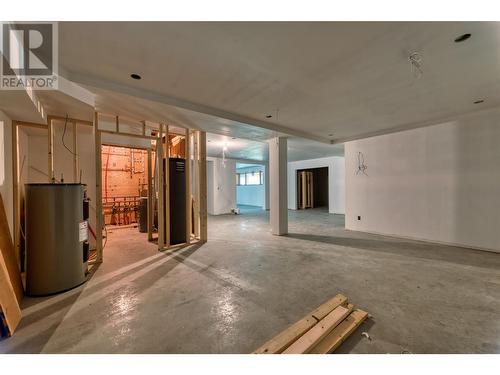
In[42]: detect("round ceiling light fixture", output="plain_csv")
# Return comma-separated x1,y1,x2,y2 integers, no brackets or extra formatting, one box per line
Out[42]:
454,33,471,43
130,73,142,80
473,99,484,104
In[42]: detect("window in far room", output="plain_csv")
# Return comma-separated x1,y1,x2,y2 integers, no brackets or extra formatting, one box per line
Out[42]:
236,171,263,186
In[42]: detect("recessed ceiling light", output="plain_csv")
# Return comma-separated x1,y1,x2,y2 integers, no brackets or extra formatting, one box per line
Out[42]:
473,99,484,104
130,73,142,80
265,115,272,119
454,33,471,43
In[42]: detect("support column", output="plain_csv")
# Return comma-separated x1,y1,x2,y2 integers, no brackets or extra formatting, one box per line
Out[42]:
268,137,288,235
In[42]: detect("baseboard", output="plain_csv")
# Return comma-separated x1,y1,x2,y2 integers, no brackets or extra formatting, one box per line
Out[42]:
344,227,500,254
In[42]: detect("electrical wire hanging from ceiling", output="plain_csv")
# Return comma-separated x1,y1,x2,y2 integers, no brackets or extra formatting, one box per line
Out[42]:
62,113,78,156
356,151,368,175
408,52,423,79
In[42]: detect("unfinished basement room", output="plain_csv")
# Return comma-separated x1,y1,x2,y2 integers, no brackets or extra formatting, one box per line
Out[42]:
0,6,499,374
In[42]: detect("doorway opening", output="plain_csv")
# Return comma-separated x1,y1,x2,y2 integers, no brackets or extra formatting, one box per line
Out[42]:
296,167,328,209
236,163,265,214
101,144,156,257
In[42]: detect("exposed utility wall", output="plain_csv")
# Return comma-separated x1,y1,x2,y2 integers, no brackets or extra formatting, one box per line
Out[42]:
345,107,500,252
101,145,149,225
15,121,97,249
207,157,236,215
236,165,266,208
288,156,345,214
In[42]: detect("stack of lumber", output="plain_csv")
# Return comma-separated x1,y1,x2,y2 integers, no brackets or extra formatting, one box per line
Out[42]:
0,194,23,337
253,294,367,354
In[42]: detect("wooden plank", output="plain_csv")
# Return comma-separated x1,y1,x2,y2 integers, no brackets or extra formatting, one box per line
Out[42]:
193,131,200,238
48,117,54,182
165,125,170,248
309,309,368,354
157,124,165,249
11,122,20,269
0,195,23,303
47,115,93,126
147,147,153,241
185,128,191,244
94,113,104,263
199,131,207,242
73,121,79,182
253,294,347,354
0,249,21,336
282,304,353,354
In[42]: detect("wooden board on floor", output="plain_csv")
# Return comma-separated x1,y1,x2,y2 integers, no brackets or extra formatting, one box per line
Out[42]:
0,194,23,303
253,294,347,354
283,304,353,354
0,249,21,336
309,309,368,354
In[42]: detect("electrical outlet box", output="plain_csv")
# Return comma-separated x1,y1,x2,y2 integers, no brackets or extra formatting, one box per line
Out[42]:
357,216,361,221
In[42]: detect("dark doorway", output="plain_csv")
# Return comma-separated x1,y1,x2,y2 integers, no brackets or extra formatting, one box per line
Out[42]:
296,167,329,209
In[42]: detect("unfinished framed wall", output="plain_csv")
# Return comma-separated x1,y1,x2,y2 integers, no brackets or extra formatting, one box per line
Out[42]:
11,116,95,272
93,113,207,262
11,112,207,273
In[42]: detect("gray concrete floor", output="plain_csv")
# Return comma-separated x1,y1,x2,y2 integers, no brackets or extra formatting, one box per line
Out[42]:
1,208,499,353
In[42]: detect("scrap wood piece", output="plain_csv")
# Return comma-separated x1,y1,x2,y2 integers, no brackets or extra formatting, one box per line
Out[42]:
253,294,348,354
0,194,23,303
283,304,353,354
308,309,368,354
0,250,22,336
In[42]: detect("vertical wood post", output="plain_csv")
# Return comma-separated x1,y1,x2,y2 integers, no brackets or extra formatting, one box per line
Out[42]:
199,131,207,242
185,128,191,244
11,121,20,268
147,147,153,241
165,125,170,248
157,124,165,250
48,117,54,182
73,121,79,182
193,131,200,238
94,112,104,262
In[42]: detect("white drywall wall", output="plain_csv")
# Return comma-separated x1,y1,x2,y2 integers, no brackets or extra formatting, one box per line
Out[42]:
207,157,236,215
288,156,345,214
0,110,13,240
345,108,500,252
236,165,265,208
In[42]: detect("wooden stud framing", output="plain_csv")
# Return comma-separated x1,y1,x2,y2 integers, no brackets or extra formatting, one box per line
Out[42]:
94,112,104,263
115,116,119,133
47,116,54,182
185,128,191,245
157,124,165,250
165,125,170,248
193,131,200,238
141,121,146,136
73,121,79,182
147,147,153,241
48,115,93,126
199,131,207,242
99,129,156,140
11,122,20,268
